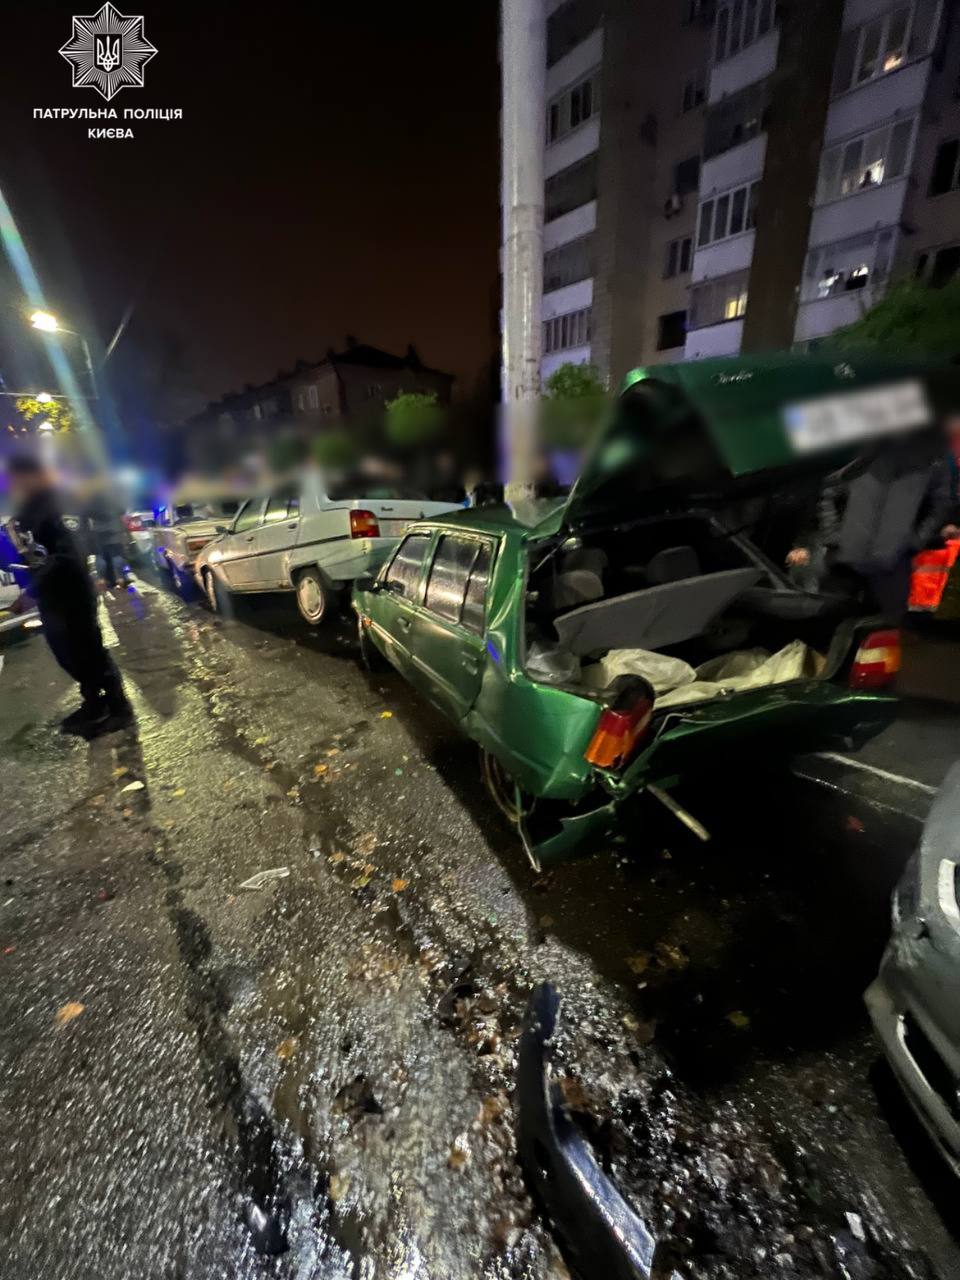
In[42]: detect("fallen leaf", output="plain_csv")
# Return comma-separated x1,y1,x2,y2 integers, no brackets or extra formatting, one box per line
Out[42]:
55,1001,85,1026
625,951,652,976
328,1171,351,1202
265,761,277,771
727,1010,751,1029
276,1036,299,1060
313,763,328,777
655,941,689,971
325,747,340,757
391,878,409,893
448,1134,471,1170
121,808,133,818
172,787,186,797
253,735,269,746
354,832,378,857
476,1093,507,1126
161,818,176,830
329,851,347,864
112,766,128,779
845,815,865,833
286,786,300,799
120,780,145,793
379,710,393,719
88,794,106,808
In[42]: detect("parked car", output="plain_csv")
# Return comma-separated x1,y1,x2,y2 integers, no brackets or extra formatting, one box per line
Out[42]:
0,524,40,636
866,761,960,1178
152,495,242,594
122,510,157,566
352,354,941,866
193,472,458,624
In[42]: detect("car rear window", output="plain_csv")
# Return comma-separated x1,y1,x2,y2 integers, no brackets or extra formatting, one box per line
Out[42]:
385,533,431,598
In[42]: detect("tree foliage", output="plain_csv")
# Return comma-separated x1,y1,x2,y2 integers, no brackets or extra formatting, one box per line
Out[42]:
384,391,445,448
830,280,960,359
541,361,608,449
15,396,76,432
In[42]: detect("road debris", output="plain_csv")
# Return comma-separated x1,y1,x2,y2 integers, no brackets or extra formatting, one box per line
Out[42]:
239,867,291,891
54,1002,86,1027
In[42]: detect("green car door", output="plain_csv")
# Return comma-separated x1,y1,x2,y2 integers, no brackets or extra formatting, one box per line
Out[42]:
371,531,435,675
408,533,496,724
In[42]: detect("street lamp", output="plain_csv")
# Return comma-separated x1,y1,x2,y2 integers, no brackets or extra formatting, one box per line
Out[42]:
37,419,54,432
36,391,53,404
28,309,98,400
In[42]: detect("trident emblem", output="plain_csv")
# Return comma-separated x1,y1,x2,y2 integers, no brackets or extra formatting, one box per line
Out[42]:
95,35,120,71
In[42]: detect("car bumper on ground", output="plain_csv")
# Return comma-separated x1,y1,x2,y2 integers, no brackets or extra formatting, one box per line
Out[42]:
866,943,960,1177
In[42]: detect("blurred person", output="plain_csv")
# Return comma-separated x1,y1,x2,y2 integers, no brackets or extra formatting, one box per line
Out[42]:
787,429,953,619
6,455,133,737
85,485,129,588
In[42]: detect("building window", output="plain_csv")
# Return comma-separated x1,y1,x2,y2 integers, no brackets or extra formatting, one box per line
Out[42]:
546,69,600,144
308,385,319,409
664,235,693,277
681,69,707,114
916,244,960,286
688,270,750,328
673,155,701,196
801,229,895,301
544,235,595,291
547,0,602,67
816,118,915,204
543,307,592,355
696,179,759,247
715,0,776,63
657,311,687,351
545,154,598,222
703,80,769,159
832,1,939,98
929,138,960,196
366,382,383,400
252,403,263,420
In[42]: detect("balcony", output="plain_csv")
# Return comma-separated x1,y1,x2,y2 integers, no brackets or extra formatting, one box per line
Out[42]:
825,59,930,144
700,133,766,200
546,26,603,97
808,177,909,248
794,287,882,342
692,229,756,283
709,27,779,102
544,200,597,252
545,116,601,179
543,277,593,315
684,317,744,360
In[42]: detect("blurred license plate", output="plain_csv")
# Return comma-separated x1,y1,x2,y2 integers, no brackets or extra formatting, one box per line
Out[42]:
783,380,930,454
379,519,411,537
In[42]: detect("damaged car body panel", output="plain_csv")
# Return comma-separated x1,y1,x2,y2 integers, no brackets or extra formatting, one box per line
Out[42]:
353,355,921,863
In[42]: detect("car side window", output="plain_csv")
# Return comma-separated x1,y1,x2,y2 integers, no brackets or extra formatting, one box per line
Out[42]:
424,535,484,626
385,533,431,598
461,541,494,635
233,499,263,534
263,487,299,525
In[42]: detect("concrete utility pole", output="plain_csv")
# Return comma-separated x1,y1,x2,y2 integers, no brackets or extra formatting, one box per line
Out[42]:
501,0,546,504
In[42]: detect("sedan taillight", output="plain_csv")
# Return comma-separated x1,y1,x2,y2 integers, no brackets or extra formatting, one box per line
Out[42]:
584,681,655,770
350,510,381,539
849,628,901,689
123,514,142,532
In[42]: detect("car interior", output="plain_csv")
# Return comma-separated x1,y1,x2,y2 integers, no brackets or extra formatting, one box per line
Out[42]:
524,513,861,706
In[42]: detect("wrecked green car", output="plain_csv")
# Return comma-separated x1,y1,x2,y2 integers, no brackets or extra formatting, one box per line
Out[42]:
353,355,930,866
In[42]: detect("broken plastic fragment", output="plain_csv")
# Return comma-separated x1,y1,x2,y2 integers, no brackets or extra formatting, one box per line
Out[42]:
239,867,291,891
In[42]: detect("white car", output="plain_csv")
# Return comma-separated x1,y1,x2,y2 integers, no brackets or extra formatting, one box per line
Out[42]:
193,472,458,624
152,497,242,594
122,510,157,565
0,571,39,636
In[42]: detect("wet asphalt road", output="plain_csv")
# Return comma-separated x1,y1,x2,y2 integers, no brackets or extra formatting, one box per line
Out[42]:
1,575,959,1280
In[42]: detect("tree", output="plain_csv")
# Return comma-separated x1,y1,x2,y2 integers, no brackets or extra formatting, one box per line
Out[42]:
829,280,960,359
384,391,445,448
15,396,76,433
541,361,607,449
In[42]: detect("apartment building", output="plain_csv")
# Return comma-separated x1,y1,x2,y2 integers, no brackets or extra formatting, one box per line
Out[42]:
533,0,959,384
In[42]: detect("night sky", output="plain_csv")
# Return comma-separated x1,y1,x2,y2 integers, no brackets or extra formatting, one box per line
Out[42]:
0,1,500,422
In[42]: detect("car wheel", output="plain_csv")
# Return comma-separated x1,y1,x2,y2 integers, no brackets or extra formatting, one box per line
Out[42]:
481,749,534,827
357,616,389,671
295,568,331,626
203,569,228,613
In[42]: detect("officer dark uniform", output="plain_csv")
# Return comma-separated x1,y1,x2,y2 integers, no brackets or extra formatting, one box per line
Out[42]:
9,457,133,736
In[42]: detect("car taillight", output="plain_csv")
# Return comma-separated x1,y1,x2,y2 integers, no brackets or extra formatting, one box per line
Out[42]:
584,683,655,770
350,509,381,539
849,628,901,689
186,536,210,553
123,514,142,532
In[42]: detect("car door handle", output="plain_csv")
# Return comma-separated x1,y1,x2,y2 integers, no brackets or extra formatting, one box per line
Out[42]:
398,616,412,631
287,522,298,530
244,535,255,541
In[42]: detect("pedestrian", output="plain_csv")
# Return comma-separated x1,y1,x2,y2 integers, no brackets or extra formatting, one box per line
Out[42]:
5,455,134,737
786,428,954,619
85,485,128,588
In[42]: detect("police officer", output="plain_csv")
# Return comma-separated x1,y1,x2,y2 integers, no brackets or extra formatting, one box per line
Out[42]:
7,455,133,737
